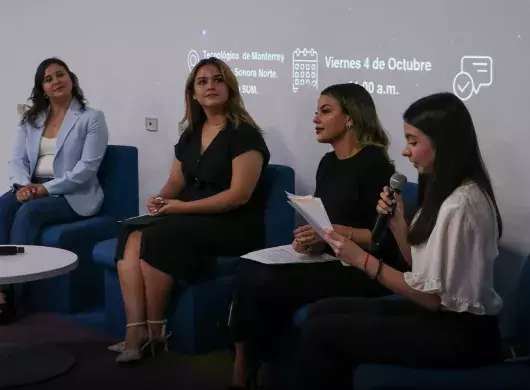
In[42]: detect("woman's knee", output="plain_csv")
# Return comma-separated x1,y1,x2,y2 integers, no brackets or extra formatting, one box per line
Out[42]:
0,191,20,213
118,230,143,263
10,201,53,244
0,192,20,239
13,201,41,225
126,230,142,249
129,230,142,241
140,258,164,275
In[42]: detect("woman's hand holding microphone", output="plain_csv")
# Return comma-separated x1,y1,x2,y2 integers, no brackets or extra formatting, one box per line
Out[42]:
376,186,407,234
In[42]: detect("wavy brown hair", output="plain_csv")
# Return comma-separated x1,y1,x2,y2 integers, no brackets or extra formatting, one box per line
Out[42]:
21,57,87,127
179,57,259,132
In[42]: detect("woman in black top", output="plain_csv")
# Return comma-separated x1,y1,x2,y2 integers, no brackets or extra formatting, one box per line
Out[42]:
229,83,407,389
108,57,270,363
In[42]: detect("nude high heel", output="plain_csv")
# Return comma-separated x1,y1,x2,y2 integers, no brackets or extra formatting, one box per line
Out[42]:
108,321,147,353
114,322,152,363
147,319,172,355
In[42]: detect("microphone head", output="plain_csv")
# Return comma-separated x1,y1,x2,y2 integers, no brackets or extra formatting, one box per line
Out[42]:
389,173,407,193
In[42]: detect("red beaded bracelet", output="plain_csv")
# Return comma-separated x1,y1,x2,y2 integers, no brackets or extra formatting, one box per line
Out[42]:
363,252,370,272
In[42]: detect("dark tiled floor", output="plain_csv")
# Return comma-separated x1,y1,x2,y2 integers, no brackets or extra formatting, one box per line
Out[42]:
0,312,232,390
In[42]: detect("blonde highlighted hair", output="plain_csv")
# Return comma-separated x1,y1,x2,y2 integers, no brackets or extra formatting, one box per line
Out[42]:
179,57,260,132
321,83,391,160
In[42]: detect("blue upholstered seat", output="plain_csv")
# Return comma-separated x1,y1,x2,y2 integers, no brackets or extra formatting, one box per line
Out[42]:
24,145,139,313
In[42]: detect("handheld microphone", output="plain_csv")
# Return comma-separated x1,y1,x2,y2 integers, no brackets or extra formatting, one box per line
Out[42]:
0,246,25,256
370,173,408,249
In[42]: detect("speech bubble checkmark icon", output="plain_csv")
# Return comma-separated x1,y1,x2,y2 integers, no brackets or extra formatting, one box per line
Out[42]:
453,72,474,101
457,81,470,93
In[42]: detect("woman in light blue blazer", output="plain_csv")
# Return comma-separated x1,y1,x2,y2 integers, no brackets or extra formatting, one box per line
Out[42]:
0,57,109,324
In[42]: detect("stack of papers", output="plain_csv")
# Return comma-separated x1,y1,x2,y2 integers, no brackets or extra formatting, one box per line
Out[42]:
286,192,334,242
285,192,352,267
242,245,337,264
240,192,351,266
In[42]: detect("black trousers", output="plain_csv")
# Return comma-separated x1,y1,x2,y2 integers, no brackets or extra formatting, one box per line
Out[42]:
230,260,392,362
298,296,503,390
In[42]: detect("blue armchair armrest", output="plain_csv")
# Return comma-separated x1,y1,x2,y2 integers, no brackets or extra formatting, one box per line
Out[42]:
40,216,118,248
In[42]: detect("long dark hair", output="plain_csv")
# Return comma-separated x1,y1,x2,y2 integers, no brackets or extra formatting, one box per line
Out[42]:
21,57,87,127
321,83,391,160
406,92,502,245
179,57,259,132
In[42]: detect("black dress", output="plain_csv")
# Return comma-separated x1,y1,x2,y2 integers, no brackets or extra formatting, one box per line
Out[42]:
230,145,409,360
114,121,270,282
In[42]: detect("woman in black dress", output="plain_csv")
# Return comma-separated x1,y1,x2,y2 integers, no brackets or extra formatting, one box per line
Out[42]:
108,57,270,363
229,83,408,389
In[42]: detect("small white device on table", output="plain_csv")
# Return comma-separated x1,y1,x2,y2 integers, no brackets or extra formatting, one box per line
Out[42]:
0,245,78,388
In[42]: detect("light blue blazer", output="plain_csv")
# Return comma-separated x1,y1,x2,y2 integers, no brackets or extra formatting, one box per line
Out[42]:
8,99,109,217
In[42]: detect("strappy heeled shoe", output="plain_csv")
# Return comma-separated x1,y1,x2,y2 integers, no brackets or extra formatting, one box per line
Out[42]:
147,319,172,355
111,322,152,363
107,340,126,354
107,321,147,354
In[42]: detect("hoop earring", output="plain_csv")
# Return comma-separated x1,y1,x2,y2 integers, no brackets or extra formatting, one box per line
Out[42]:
44,94,49,99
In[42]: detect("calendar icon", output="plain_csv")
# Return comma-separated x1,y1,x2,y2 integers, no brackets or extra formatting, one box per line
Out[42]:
292,48,319,93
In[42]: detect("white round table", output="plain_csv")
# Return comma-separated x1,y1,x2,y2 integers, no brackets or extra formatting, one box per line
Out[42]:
0,245,78,388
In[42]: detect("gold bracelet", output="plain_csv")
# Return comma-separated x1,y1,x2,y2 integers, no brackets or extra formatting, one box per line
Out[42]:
348,228,353,241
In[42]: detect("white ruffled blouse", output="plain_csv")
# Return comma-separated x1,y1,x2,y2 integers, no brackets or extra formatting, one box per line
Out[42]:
404,183,503,315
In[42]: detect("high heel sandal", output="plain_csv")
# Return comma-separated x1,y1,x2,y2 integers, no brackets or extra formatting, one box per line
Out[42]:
107,321,147,353
107,340,126,354
147,319,172,355
113,322,152,363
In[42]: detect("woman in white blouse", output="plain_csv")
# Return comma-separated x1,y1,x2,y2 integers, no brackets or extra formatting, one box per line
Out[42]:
0,57,108,324
297,92,504,390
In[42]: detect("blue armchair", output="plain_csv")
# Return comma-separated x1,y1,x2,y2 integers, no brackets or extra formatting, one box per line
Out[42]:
24,145,139,313
353,253,530,390
92,164,295,354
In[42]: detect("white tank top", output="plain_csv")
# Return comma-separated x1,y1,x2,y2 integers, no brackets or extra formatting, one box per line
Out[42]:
34,137,57,178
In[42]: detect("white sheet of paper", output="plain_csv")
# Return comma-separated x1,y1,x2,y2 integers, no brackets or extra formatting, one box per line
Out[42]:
285,192,313,200
285,192,333,241
242,245,337,265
